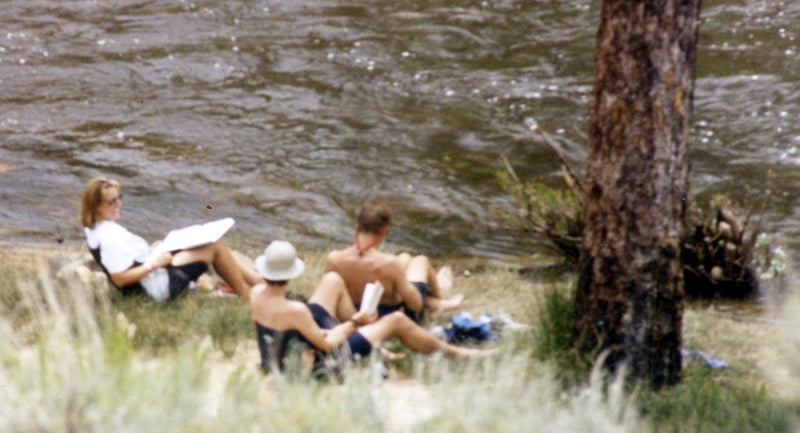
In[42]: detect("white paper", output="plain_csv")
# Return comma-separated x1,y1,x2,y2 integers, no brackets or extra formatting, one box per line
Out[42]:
152,217,235,255
359,281,384,315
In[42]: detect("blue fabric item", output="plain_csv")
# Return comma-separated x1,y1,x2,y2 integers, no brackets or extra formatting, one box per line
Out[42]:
681,348,729,369
695,350,729,369
445,312,498,344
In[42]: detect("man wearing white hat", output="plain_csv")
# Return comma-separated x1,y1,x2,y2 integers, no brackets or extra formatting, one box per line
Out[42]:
250,240,497,375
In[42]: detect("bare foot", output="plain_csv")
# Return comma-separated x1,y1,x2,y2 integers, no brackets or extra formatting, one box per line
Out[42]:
436,265,453,295
219,281,236,294
427,293,464,318
453,346,500,359
442,293,464,310
380,347,407,361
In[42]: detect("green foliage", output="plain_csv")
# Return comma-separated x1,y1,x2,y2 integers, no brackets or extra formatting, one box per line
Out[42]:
639,367,800,433
531,284,593,383
498,171,583,261
105,319,135,367
500,163,773,299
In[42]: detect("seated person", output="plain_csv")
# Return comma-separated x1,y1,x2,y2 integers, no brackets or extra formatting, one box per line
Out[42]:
250,240,496,375
324,200,463,321
80,177,261,302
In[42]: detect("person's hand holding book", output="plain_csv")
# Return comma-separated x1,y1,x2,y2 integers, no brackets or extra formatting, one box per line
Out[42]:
349,310,376,327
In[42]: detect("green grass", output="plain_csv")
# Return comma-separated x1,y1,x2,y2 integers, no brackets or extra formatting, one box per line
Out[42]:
531,282,594,384
638,366,798,433
111,293,252,357
1,245,798,432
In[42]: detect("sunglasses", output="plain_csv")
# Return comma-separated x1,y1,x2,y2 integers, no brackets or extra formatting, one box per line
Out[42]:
106,194,123,206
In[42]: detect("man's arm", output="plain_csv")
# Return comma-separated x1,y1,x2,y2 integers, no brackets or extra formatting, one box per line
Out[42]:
294,305,359,354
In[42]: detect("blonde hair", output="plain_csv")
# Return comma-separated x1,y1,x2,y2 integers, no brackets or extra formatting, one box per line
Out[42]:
80,177,120,228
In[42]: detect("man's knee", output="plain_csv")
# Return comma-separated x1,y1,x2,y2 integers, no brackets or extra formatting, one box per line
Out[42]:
387,310,412,327
409,254,431,267
319,271,345,287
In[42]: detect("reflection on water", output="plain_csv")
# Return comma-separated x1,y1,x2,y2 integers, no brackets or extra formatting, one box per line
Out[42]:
0,0,798,264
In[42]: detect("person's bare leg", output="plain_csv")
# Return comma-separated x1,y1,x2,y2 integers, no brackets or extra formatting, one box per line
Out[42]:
307,272,358,320
404,255,463,315
236,256,262,287
172,239,252,300
397,252,413,269
424,295,463,317
358,312,497,359
435,265,453,296
431,265,463,314
403,254,432,285
210,240,255,299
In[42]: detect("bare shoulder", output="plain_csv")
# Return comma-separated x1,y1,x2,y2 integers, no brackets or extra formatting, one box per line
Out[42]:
266,299,314,331
324,248,349,267
248,283,268,307
325,248,342,263
284,299,313,319
383,252,406,271
250,282,267,296
282,297,305,311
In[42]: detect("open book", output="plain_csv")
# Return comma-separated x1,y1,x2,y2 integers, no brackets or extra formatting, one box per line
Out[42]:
359,281,385,315
152,217,235,255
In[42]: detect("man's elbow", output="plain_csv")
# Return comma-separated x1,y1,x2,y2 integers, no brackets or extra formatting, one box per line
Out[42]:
109,272,130,288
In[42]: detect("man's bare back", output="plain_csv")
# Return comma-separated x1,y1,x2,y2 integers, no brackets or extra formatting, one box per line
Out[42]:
325,200,461,318
324,245,423,312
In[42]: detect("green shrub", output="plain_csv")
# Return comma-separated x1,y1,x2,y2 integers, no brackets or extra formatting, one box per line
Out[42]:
532,284,593,383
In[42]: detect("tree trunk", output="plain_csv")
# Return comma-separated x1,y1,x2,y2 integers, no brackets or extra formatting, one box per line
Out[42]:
575,0,700,389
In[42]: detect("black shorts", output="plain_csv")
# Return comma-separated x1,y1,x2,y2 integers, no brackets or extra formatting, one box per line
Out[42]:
308,303,372,359
167,262,209,298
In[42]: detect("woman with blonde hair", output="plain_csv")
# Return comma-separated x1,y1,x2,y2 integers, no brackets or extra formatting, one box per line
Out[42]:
80,176,261,302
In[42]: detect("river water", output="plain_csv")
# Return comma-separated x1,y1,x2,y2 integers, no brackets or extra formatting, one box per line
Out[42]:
1,0,798,265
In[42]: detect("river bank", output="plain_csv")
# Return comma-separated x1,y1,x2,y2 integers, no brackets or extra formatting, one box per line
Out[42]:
1,241,789,386
2,241,798,432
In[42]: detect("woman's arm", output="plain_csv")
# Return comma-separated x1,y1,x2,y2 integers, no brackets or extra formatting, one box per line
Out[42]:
293,306,360,354
109,251,173,288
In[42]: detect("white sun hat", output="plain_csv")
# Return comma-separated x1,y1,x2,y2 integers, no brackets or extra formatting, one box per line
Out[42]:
255,240,305,281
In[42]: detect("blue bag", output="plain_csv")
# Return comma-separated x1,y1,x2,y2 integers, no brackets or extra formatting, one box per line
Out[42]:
445,313,498,344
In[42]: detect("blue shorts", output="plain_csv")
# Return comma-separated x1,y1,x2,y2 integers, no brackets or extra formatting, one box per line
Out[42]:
411,281,430,303
405,281,431,323
376,303,403,317
308,303,372,359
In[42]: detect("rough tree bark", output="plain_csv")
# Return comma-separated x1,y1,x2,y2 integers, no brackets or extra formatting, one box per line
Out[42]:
575,0,701,388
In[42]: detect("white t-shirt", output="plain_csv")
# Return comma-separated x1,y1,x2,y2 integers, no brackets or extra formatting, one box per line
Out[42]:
85,220,170,302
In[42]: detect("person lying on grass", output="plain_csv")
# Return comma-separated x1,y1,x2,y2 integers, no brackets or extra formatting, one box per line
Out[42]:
80,176,261,302
250,240,497,376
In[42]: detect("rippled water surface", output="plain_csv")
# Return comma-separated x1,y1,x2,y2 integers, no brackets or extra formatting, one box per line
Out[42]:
1,0,798,262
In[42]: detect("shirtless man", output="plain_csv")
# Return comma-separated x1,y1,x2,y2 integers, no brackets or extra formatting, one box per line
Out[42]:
324,200,463,321
251,240,496,377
